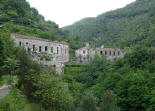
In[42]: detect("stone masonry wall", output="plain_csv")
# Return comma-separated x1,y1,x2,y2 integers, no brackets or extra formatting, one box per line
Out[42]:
11,34,69,74
75,44,125,64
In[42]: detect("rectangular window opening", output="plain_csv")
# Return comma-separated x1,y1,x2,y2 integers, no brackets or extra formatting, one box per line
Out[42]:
105,51,107,55
100,51,103,55
51,47,53,53
83,50,86,54
19,41,22,46
61,48,63,53
28,48,31,52
57,47,59,54
39,46,42,52
45,46,48,52
118,51,120,55
113,52,115,56
109,51,111,55
33,45,35,51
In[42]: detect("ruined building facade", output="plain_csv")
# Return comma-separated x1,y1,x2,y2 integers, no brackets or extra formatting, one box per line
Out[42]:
75,44,125,64
75,44,95,64
11,34,69,74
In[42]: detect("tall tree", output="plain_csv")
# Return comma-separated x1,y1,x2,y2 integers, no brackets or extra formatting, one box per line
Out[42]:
100,90,120,111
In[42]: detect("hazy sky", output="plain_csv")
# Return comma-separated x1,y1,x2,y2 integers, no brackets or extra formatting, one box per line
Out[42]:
26,0,136,27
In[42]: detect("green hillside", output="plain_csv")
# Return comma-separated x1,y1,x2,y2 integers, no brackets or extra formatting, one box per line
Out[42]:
0,0,155,111
64,0,155,47
0,0,81,53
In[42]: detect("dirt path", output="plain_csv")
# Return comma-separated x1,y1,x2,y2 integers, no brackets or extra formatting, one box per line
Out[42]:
0,85,11,99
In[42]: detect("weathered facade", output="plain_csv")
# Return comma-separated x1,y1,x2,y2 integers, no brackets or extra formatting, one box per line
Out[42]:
96,48,124,60
75,44,125,64
75,45,95,64
11,34,69,74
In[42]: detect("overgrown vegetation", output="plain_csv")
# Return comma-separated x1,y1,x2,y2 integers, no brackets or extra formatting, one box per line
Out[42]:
62,46,155,111
0,0,82,57
0,0,155,111
64,0,155,48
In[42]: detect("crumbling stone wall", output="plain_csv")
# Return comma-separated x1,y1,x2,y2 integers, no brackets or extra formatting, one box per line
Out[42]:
75,44,125,64
75,46,95,64
11,34,69,74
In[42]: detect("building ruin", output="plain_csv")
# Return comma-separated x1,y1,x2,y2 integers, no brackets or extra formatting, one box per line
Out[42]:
11,34,69,74
75,43,125,64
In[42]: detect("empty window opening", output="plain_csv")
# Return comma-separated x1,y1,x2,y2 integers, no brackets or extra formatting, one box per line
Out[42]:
105,51,107,55
113,52,116,56
100,51,103,55
33,45,35,51
61,48,63,53
19,41,22,46
51,47,53,53
57,47,59,54
39,46,42,52
28,48,31,52
83,50,86,54
26,42,28,45
109,51,111,55
65,49,67,54
118,51,120,55
45,46,48,52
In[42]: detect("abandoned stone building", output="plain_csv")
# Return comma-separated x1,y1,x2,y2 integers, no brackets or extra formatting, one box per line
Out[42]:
75,44,125,64
96,47,124,60
11,34,69,74
75,43,95,64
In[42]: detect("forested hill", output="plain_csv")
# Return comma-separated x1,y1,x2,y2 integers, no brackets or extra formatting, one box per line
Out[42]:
63,0,155,48
0,0,81,51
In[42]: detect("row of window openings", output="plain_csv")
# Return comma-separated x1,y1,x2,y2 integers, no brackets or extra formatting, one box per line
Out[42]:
19,42,65,54
35,46,58,54
100,51,120,56
19,42,29,46
82,50,120,56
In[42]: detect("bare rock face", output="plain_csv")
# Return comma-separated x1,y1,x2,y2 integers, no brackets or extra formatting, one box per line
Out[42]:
11,34,69,74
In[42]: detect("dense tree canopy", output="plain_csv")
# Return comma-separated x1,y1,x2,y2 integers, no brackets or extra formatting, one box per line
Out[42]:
64,0,155,48
0,0,155,111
